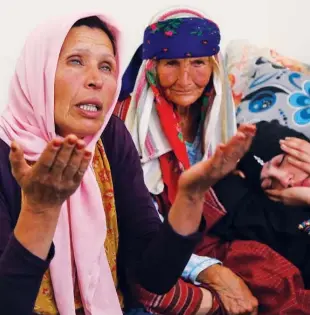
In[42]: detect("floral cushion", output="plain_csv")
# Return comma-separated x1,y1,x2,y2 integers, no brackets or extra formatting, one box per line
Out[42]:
235,57,310,138
226,40,310,106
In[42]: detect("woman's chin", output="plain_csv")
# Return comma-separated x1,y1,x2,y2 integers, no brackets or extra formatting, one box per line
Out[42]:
169,95,200,107
57,122,102,139
172,99,196,107
75,125,102,138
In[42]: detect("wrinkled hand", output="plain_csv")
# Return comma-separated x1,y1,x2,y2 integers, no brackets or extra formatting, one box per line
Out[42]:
198,265,258,315
280,137,310,179
10,135,92,211
265,137,310,206
178,124,256,195
266,186,310,206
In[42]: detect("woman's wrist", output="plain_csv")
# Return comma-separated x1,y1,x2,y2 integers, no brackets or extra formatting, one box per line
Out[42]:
22,204,61,217
176,190,205,206
22,196,62,215
168,191,204,236
14,203,61,260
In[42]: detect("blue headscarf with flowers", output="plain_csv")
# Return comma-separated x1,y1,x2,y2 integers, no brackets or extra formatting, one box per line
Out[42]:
143,17,220,60
119,17,221,101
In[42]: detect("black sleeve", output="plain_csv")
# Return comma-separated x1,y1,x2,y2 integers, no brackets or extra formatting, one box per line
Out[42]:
0,141,54,315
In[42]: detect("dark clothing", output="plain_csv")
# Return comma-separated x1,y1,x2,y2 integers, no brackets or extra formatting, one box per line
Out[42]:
123,308,152,315
211,120,310,287
0,115,204,315
212,172,310,288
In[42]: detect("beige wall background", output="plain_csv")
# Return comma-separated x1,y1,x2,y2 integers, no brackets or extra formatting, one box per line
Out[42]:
0,0,306,109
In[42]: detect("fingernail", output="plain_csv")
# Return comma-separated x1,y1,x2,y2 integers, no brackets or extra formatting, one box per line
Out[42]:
53,140,61,147
11,142,17,152
68,137,76,145
236,131,242,136
218,143,225,150
84,151,92,158
76,142,85,150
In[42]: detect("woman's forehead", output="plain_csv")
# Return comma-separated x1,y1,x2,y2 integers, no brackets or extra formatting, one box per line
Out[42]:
60,26,114,55
159,56,211,62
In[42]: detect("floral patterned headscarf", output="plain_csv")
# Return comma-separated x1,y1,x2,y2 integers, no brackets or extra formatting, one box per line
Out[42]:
143,17,220,60
119,14,221,102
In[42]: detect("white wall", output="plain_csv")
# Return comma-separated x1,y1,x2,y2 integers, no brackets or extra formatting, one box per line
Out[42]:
0,0,307,110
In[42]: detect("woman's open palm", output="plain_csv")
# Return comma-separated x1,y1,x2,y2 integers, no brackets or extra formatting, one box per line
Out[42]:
9,135,92,210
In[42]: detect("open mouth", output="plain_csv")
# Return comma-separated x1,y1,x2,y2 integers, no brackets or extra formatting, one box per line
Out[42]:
77,104,100,112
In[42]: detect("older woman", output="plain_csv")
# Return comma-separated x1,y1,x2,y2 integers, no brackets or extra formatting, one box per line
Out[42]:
0,11,254,315
116,6,310,315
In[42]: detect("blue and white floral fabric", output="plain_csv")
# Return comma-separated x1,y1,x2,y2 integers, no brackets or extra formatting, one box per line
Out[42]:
236,57,310,138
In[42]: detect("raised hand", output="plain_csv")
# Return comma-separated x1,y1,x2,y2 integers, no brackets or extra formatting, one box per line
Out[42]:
10,135,92,211
178,124,256,196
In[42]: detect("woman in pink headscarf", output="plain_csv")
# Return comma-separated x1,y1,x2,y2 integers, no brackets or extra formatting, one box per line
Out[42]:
0,11,255,315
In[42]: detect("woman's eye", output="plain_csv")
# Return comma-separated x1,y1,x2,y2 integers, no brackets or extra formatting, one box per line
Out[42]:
166,60,178,66
192,60,205,66
70,59,82,65
100,64,112,72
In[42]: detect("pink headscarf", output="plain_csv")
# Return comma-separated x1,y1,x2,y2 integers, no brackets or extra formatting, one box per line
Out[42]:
0,12,124,315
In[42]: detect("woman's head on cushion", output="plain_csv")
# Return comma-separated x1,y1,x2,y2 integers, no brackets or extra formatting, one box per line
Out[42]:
239,120,310,190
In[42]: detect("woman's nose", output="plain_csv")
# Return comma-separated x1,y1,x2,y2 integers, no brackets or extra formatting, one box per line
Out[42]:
269,167,293,188
85,67,103,89
177,65,191,87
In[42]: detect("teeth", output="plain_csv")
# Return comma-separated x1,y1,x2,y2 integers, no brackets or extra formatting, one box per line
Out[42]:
79,104,98,112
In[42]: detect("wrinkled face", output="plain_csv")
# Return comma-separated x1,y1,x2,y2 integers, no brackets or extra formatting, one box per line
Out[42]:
54,25,117,138
261,154,309,190
156,57,213,107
